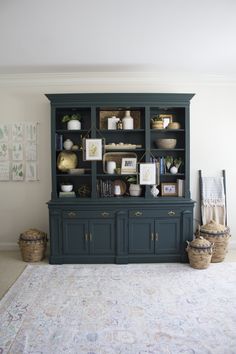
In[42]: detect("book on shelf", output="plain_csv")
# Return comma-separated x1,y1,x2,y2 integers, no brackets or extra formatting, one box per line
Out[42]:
59,191,76,198
177,179,185,197
97,179,114,197
55,133,63,150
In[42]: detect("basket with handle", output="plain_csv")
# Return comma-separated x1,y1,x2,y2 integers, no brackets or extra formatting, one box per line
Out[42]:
186,235,213,269
18,228,47,262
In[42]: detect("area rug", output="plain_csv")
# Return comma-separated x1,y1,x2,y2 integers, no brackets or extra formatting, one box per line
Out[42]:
1,263,236,354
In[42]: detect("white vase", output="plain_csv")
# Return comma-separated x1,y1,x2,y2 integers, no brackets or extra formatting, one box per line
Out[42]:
107,161,116,174
63,139,73,150
67,119,81,130
150,185,159,197
129,184,142,196
170,166,178,174
122,110,134,130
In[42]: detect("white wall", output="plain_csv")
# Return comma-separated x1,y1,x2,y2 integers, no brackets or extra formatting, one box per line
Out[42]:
0,73,235,249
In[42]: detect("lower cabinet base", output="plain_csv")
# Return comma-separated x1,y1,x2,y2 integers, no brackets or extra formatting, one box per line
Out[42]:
48,201,194,265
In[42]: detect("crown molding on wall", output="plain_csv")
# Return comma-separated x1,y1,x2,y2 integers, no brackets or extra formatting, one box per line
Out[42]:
0,72,236,88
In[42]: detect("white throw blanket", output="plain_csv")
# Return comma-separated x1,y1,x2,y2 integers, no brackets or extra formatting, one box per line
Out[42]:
201,176,226,225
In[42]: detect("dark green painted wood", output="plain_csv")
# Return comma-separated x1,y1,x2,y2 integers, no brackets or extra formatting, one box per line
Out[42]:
46,93,195,264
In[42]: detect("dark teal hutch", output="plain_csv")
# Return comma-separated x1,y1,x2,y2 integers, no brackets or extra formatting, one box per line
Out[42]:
46,93,195,264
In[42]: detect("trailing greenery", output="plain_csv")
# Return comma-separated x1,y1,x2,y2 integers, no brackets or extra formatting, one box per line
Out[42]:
151,115,163,122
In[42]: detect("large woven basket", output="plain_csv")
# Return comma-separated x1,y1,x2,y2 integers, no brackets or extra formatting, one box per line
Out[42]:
186,236,213,269
198,220,230,263
18,228,47,262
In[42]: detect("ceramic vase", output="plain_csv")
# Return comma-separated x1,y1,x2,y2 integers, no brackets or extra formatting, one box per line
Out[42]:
129,184,142,196
63,139,73,150
122,110,134,130
67,119,81,130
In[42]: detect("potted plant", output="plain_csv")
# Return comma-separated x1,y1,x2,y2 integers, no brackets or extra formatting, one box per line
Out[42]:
164,156,173,172
151,115,164,129
126,175,142,197
62,113,81,130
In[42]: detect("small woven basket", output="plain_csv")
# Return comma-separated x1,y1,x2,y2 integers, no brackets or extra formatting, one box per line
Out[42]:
186,236,213,269
18,228,47,262
198,220,231,263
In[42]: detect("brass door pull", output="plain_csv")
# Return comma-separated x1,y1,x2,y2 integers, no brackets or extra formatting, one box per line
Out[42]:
155,232,159,241
68,211,76,217
85,233,88,241
151,233,154,241
135,211,143,216
89,232,92,241
101,212,110,217
168,211,176,216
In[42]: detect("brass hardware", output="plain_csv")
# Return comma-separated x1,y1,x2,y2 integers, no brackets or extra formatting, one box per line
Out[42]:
68,211,76,217
151,233,154,241
135,211,143,217
101,212,110,217
168,211,176,216
156,232,159,241
89,232,92,241
85,233,88,241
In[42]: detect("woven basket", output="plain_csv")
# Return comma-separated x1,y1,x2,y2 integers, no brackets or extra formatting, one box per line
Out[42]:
186,236,213,269
18,228,47,262
197,220,230,263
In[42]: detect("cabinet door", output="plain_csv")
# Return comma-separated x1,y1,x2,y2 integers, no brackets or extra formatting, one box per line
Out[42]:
155,218,180,254
63,219,89,255
89,219,115,255
129,219,154,254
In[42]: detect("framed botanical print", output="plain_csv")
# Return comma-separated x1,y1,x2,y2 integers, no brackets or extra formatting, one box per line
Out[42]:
139,163,156,185
84,139,103,161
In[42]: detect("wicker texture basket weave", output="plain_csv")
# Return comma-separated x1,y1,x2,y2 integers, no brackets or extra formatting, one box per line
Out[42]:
18,228,47,262
198,220,230,263
186,236,213,269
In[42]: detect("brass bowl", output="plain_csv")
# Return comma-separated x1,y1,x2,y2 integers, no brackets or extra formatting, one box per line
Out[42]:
57,151,78,172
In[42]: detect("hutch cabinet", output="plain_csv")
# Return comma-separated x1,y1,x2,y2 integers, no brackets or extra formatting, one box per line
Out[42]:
46,93,195,264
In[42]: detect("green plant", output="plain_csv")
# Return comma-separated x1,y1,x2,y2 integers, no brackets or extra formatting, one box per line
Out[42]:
164,156,173,170
126,175,138,184
174,157,182,169
152,115,163,122
62,113,81,123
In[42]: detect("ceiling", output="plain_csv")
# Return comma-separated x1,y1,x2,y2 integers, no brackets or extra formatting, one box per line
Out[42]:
0,0,236,79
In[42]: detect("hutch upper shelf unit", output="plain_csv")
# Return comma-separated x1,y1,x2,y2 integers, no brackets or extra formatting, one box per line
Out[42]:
46,93,195,264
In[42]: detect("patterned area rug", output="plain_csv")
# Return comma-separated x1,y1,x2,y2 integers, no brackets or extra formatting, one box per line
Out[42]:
1,263,236,354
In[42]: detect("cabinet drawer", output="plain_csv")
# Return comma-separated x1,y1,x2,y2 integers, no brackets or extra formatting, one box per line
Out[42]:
63,210,115,219
129,209,181,218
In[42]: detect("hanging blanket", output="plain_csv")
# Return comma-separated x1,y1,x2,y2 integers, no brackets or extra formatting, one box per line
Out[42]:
201,177,225,225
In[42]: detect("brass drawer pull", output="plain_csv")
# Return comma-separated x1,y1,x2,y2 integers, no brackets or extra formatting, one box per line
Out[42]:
134,211,143,217
101,212,110,217
168,211,176,216
68,211,76,217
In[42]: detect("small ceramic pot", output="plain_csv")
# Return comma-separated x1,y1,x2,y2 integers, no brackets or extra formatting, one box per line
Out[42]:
67,119,81,130
61,184,73,192
170,166,178,174
129,184,142,197
63,139,73,150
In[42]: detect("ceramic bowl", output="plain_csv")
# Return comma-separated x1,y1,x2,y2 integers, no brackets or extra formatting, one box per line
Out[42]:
61,184,73,192
156,138,177,149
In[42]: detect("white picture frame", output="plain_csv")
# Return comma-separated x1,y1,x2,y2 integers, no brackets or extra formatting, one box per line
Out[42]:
84,139,103,161
139,163,156,185
121,157,137,174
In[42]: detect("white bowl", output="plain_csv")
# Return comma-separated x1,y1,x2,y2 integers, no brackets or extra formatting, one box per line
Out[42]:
61,184,73,192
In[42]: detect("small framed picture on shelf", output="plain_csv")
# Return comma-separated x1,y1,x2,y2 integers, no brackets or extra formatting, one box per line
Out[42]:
83,138,103,161
139,163,156,185
161,182,178,196
159,114,173,129
121,157,137,174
